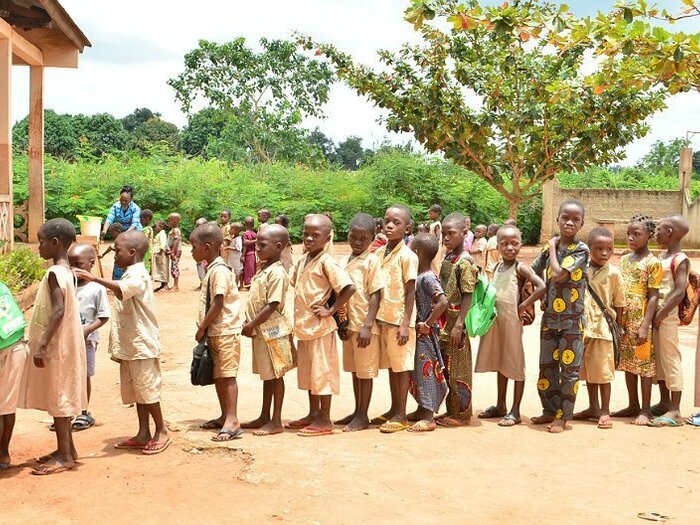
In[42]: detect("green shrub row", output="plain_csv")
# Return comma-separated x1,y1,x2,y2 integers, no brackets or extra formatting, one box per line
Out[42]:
0,247,45,296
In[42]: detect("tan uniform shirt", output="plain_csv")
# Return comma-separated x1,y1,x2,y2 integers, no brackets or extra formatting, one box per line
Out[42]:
376,240,418,328
343,250,384,335
198,257,242,336
584,263,626,340
110,262,160,360
246,260,289,330
471,237,487,270
291,251,353,341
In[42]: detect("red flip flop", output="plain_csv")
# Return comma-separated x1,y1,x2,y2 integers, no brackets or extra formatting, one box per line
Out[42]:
114,438,148,450
142,438,172,455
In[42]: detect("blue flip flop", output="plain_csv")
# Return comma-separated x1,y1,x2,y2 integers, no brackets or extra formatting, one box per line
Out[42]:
684,413,700,427
647,416,683,427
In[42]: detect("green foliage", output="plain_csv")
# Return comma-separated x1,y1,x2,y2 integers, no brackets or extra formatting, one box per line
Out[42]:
180,108,228,157
130,118,180,153
121,108,160,132
636,138,690,175
0,248,45,295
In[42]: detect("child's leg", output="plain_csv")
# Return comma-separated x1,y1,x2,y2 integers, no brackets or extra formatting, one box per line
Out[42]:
632,377,654,425
389,370,410,424
510,380,524,420
548,332,583,434
0,413,15,465
612,372,641,417
335,373,359,425
345,378,373,432
133,403,153,442
496,372,508,413
41,417,75,470
532,328,561,425
243,380,274,428
596,383,613,429
574,383,600,420
212,377,240,439
253,378,285,436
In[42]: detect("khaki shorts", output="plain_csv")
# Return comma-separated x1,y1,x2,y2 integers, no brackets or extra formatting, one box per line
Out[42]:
342,331,380,379
208,333,241,379
653,316,683,392
580,337,614,384
379,323,416,373
297,332,340,396
0,341,29,416
252,335,276,381
120,358,162,405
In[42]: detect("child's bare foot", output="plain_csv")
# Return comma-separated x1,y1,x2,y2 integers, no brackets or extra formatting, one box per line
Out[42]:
334,413,355,426
343,416,370,432
199,418,223,430
572,407,599,421
406,410,422,422
611,406,641,418
241,416,269,429
252,421,284,436
37,448,79,463
650,402,669,417
597,415,613,429
285,416,314,429
436,416,470,427
547,420,567,433
631,411,652,426
530,414,555,425
31,455,75,475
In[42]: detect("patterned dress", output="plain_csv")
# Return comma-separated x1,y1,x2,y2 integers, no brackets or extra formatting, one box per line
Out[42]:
410,271,448,412
439,251,479,420
617,253,663,378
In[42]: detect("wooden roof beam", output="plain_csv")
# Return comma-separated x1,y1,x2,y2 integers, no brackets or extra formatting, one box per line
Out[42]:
36,0,90,51
0,17,43,66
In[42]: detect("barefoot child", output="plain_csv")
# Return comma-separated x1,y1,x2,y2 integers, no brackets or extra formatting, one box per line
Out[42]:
68,244,110,431
469,224,488,271
228,222,244,288
373,205,418,433
484,223,501,281
220,208,233,256
140,209,154,274
288,214,355,436
20,219,86,474
275,214,294,273
335,213,384,432
649,215,690,427
242,216,257,288
0,281,29,469
475,226,545,427
194,217,209,290
572,228,625,430
408,233,448,432
241,225,295,436
257,208,272,234
530,200,589,433
166,213,182,292
152,220,169,292
437,213,479,427
612,215,662,426
190,223,243,441
75,231,170,454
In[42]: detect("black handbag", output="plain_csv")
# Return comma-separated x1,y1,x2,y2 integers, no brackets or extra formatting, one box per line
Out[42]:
190,263,224,386
586,283,623,368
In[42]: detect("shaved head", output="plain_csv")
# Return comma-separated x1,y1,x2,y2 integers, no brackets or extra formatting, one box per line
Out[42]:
497,225,521,241
68,243,95,259
305,213,332,235
665,214,690,236
261,223,290,245
118,230,149,257
443,212,467,230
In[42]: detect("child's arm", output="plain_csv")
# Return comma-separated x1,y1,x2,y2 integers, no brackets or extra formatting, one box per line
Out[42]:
195,294,224,342
653,258,689,328
243,237,256,246
241,301,280,338
546,237,570,282
638,288,659,345
450,287,471,348
418,293,448,335
34,273,65,368
73,270,124,300
516,264,547,316
100,246,113,258
397,279,416,346
83,317,109,340
357,290,381,348
312,284,356,318
469,241,484,254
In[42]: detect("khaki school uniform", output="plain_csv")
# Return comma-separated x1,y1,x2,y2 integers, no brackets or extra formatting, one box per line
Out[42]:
342,250,384,379
484,236,501,281
580,263,625,384
246,260,290,380
376,240,418,372
109,262,162,405
653,254,687,392
0,341,29,416
429,220,443,276
199,257,242,379
291,252,353,395
471,237,487,271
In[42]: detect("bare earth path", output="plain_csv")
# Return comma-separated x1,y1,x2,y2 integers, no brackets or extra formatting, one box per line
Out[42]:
3,245,700,524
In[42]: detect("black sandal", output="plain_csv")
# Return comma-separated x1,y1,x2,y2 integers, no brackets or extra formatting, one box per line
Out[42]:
478,406,506,419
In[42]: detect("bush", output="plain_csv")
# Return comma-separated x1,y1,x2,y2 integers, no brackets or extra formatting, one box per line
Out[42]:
0,248,45,295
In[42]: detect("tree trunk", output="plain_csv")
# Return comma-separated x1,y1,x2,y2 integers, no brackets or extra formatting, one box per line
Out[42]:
509,198,519,219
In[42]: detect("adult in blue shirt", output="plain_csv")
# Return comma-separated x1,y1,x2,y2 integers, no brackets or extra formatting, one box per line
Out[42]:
100,185,142,239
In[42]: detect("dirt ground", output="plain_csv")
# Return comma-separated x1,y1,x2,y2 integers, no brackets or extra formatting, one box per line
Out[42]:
3,244,700,524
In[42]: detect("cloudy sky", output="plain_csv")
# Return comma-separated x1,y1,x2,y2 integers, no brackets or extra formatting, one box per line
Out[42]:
9,0,700,164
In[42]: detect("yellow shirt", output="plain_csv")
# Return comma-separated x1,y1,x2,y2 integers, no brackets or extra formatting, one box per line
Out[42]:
246,260,289,333
290,251,353,341
343,250,384,335
585,263,626,341
109,262,160,360
198,257,242,336
376,240,418,327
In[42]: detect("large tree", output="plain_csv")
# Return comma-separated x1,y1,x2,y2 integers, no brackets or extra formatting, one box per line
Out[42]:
168,38,333,163
300,0,700,216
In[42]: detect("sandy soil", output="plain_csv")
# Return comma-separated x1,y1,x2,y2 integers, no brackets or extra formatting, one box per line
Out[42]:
3,244,700,524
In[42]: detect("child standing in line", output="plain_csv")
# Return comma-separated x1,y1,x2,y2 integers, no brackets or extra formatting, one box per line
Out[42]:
227,222,244,288
152,220,169,292
335,213,385,432
476,225,545,427
469,224,488,271
101,223,125,280
484,223,501,281
20,219,86,475
220,208,233,256
287,214,355,436
369,218,388,253
649,215,690,426
275,214,294,273
140,209,154,274
372,205,418,434
241,225,295,436
257,209,272,234
437,213,479,427
68,244,110,431
531,200,589,434
190,223,243,441
463,215,475,252
194,217,208,290
428,204,442,275
242,216,258,288
612,215,662,426
0,280,29,470
572,228,625,430
166,213,182,292
75,231,170,454
408,233,448,432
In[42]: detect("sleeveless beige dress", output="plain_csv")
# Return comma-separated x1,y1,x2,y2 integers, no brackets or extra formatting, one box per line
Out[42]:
475,262,525,381
20,265,87,417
